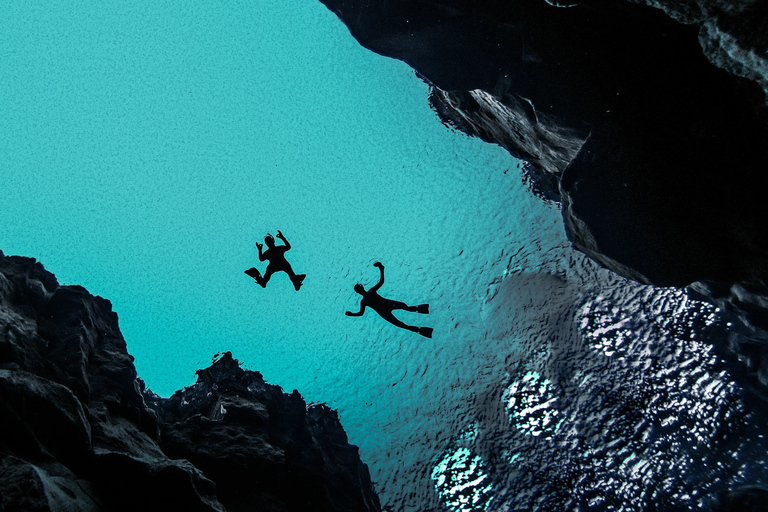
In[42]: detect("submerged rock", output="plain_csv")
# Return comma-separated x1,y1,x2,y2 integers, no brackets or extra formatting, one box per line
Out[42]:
0,251,380,512
318,0,768,415
147,352,380,512
319,0,768,290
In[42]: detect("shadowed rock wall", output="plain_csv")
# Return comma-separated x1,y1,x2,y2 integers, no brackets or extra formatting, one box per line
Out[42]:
318,0,768,392
146,352,381,512
0,251,380,512
318,0,768,289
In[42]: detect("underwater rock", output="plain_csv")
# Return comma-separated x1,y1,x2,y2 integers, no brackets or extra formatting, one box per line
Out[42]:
627,0,768,94
147,352,381,512
318,0,768,294
318,0,768,411
0,251,380,512
713,485,768,512
429,280,768,511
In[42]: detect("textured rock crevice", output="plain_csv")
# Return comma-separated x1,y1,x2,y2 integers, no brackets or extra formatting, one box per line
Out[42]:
318,0,768,395
627,0,768,95
147,352,381,512
319,0,768,288
0,251,380,512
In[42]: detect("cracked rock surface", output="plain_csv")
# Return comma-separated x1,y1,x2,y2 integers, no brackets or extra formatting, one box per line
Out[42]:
319,0,768,288
0,251,380,512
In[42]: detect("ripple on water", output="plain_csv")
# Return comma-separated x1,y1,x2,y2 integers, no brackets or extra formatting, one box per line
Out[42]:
429,278,768,512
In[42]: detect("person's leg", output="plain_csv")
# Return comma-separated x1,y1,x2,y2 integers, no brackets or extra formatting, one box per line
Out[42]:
399,303,429,314
390,301,410,311
259,265,277,287
376,308,419,333
283,263,306,290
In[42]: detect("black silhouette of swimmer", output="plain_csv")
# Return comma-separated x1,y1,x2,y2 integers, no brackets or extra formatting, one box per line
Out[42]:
244,230,306,290
346,262,432,338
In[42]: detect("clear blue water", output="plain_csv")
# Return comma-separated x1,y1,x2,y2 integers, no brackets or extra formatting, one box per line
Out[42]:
0,0,540,392
3,2,768,510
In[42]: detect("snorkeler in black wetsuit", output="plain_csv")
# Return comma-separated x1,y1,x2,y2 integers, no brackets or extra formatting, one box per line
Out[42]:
346,262,432,337
245,230,306,290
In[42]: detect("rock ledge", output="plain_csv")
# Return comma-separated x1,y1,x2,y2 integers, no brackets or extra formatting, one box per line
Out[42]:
0,251,380,512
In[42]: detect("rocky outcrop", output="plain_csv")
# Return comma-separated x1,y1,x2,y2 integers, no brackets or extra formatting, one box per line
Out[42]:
146,353,380,512
319,0,768,400
319,0,768,291
713,486,768,512
628,0,768,94
0,251,380,512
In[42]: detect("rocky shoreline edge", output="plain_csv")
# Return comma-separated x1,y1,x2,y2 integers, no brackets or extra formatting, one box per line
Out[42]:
0,251,380,512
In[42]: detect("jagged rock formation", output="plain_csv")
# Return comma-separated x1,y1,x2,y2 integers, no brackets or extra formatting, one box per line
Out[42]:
319,0,768,290
318,0,768,390
0,251,380,512
146,353,380,512
628,0,768,94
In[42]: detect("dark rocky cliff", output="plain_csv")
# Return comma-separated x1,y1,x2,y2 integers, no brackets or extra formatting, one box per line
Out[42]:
318,0,768,386
318,0,768,288
0,251,380,512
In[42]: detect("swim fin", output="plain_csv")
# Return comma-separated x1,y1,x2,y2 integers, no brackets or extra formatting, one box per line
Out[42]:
294,274,306,291
245,267,263,286
415,304,429,314
418,327,433,338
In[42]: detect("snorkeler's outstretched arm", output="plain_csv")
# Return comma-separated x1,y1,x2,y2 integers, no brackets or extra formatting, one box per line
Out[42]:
256,241,266,261
345,304,366,316
276,230,291,250
370,262,384,293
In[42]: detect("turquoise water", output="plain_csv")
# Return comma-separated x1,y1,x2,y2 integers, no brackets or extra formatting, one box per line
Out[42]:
0,0,550,390
5,2,765,510
0,0,564,505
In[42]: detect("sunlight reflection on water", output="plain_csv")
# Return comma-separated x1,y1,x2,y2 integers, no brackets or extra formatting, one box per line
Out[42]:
3,1,768,510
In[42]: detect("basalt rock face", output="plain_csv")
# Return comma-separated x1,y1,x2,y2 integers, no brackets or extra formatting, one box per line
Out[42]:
146,353,381,512
628,0,768,93
318,0,768,290
319,0,768,406
0,251,380,512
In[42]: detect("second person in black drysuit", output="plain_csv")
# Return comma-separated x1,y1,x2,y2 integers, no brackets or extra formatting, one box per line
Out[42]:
245,230,306,290
346,262,432,338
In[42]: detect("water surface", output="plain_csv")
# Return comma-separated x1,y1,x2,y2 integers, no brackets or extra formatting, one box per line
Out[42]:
2,1,767,510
